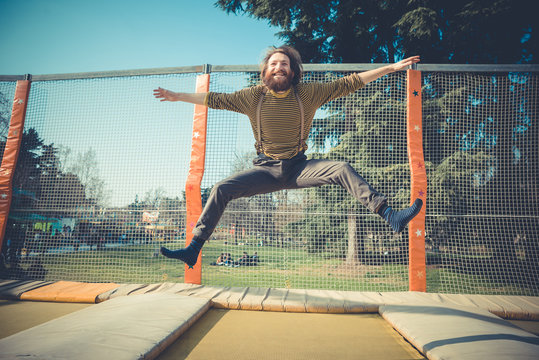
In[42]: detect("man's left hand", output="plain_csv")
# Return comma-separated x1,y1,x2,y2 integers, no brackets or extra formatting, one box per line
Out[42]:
391,56,421,72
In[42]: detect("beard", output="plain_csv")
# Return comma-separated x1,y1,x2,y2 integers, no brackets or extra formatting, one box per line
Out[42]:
264,70,294,92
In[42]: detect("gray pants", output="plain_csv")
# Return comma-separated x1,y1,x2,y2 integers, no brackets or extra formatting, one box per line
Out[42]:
192,153,387,241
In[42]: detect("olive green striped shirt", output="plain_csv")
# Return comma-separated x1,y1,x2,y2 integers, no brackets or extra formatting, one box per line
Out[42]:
204,73,365,159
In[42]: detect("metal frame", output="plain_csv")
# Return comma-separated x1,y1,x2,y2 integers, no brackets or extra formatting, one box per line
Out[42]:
1,64,538,82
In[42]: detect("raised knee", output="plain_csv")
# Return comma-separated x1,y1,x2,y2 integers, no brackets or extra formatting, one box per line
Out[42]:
210,180,236,201
337,162,354,174
212,181,228,195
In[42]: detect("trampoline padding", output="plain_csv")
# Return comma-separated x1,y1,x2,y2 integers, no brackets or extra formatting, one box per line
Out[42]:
0,293,211,360
97,283,539,320
20,281,120,303
0,280,54,300
380,303,539,360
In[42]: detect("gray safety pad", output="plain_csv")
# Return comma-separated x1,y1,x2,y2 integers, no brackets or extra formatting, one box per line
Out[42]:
380,304,539,360
378,292,539,320
99,284,539,320
0,279,53,300
100,284,382,313
0,293,211,360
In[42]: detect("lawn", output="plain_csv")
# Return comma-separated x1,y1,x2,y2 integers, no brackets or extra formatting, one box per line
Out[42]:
4,240,535,295
7,240,409,292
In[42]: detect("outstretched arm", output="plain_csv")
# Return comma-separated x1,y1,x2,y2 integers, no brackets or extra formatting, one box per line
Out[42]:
153,87,207,105
358,56,420,85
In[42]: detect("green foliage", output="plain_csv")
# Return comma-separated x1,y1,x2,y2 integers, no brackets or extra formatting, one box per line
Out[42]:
12,129,44,193
2,128,105,213
215,0,536,64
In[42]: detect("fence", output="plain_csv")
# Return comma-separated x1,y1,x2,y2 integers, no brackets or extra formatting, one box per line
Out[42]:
0,63,537,295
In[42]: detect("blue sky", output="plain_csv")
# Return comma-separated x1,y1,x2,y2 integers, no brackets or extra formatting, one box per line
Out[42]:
1,0,285,207
0,0,284,75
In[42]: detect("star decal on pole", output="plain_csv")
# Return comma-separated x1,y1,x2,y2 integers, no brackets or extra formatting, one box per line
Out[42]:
416,229,422,237
413,90,419,97
193,131,200,139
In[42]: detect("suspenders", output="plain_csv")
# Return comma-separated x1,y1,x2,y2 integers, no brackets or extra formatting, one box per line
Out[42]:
255,86,305,155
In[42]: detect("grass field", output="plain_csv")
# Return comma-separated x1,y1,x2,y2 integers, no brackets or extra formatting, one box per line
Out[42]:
3,240,536,295
5,240,408,291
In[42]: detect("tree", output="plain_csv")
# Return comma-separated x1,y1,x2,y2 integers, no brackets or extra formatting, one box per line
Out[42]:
1,128,102,228
215,0,536,64
63,148,108,207
11,129,44,195
142,187,167,209
32,143,93,213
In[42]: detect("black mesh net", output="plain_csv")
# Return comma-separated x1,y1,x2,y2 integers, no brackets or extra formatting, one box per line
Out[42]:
1,67,537,295
2,74,196,283
201,70,409,291
423,71,539,295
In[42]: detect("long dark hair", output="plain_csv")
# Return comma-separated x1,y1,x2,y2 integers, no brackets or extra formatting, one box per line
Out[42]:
260,46,303,86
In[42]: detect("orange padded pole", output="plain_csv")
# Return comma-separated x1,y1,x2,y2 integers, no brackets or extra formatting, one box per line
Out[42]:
0,80,31,249
184,74,210,284
406,69,427,292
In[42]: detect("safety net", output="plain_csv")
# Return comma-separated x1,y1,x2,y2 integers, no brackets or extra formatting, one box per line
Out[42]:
0,66,537,295
200,70,409,291
1,73,196,283
422,71,539,295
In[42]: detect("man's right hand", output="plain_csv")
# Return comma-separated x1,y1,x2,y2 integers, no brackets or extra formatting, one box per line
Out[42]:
153,87,178,102
153,87,207,105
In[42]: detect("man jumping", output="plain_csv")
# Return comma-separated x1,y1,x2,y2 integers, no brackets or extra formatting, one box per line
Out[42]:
153,46,422,268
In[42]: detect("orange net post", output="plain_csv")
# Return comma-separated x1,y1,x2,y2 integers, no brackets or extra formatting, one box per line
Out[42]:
184,74,210,284
0,80,31,249
406,69,427,292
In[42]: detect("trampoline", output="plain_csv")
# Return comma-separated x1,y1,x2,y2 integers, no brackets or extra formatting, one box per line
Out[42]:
1,62,538,359
157,309,425,360
0,299,90,339
0,280,538,359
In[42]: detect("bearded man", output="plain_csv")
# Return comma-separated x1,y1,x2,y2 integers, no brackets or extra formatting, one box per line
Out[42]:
153,46,422,268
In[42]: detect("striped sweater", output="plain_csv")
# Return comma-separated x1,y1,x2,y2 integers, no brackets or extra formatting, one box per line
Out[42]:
204,73,365,159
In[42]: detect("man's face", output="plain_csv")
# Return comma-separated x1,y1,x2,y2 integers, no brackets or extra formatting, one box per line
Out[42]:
264,52,294,92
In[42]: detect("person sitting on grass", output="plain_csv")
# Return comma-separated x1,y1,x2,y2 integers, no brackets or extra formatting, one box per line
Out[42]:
212,252,234,266
238,251,259,266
